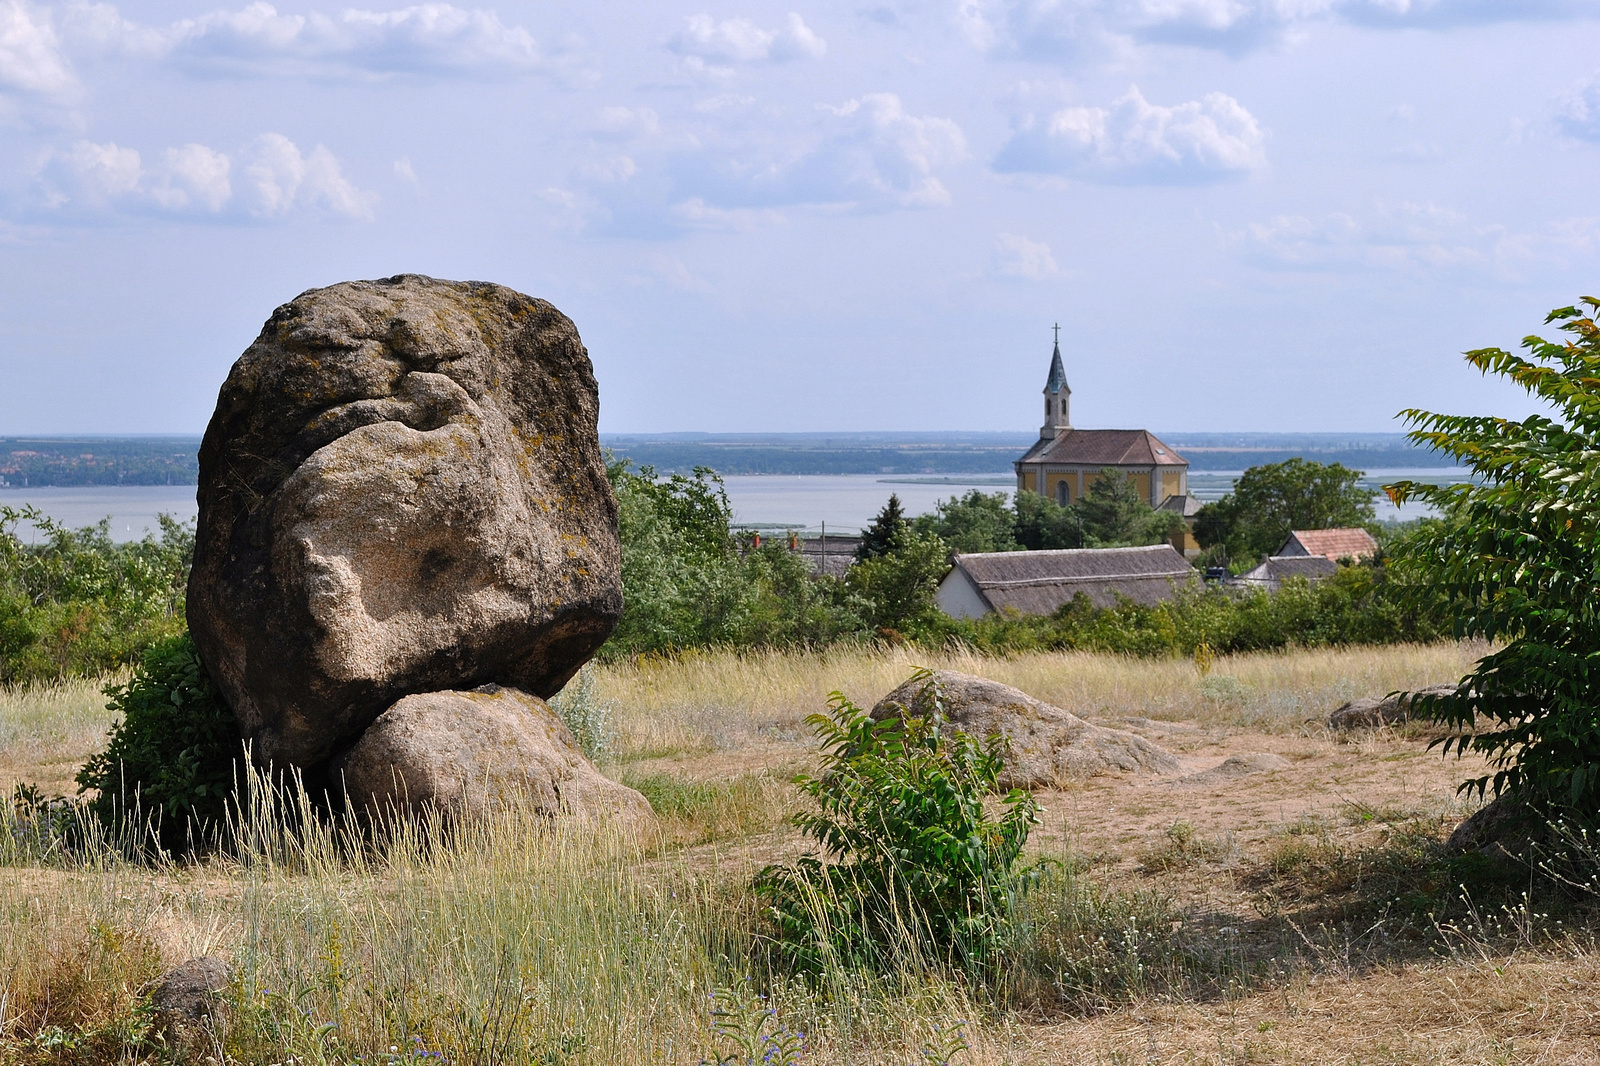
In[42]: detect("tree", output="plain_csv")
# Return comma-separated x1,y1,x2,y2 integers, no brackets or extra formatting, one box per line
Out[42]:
1388,299,1600,815
912,490,1019,554
1195,458,1375,563
846,527,950,633
857,494,909,561
1073,468,1182,547
1013,490,1083,550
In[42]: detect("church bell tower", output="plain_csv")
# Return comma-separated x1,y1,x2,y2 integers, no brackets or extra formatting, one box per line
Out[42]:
1041,323,1071,439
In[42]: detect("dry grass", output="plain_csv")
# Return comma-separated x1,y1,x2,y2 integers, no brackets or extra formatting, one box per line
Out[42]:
0,675,119,796
6,640,1598,1065
595,642,1487,761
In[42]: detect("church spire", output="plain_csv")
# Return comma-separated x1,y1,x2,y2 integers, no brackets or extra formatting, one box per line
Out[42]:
1041,323,1071,438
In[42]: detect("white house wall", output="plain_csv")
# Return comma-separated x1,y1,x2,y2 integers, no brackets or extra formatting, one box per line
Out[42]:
936,567,991,619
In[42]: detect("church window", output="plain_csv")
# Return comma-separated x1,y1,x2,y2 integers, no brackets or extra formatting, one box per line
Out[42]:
1056,480,1069,506
1060,399,1068,414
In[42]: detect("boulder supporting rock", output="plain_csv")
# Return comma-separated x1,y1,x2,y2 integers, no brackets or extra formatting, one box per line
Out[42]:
337,685,653,828
1327,683,1459,731
870,671,1179,789
188,275,622,769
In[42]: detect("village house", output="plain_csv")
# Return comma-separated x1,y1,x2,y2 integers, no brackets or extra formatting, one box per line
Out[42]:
1277,527,1378,562
1013,327,1204,556
936,544,1198,619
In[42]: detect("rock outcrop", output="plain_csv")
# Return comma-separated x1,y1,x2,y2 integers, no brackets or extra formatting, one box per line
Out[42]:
870,671,1179,789
188,276,622,769
337,685,653,827
1327,683,1459,731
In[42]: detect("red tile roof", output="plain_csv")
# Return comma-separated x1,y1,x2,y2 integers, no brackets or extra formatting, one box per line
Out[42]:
1283,528,1377,561
1017,429,1187,467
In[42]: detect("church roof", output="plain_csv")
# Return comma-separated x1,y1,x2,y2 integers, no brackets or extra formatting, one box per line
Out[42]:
1044,341,1069,395
948,544,1196,613
1016,428,1188,467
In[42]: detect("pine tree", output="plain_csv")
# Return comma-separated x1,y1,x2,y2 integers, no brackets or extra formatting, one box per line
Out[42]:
857,494,908,561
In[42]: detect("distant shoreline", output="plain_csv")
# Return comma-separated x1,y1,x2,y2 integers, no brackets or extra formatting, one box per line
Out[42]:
0,431,1458,487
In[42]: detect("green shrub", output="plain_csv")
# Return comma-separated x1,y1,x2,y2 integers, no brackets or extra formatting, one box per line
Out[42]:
1389,298,1600,813
754,670,1041,974
76,632,240,853
0,507,191,684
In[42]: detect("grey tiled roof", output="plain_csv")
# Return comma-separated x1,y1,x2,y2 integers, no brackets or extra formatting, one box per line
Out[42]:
951,544,1197,614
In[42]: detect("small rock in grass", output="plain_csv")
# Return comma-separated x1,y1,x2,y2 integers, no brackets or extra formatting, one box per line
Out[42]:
870,670,1180,789
1326,684,1460,731
149,956,229,1045
1171,752,1291,787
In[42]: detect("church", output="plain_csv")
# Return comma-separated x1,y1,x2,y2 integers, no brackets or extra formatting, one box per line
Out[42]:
1014,329,1201,553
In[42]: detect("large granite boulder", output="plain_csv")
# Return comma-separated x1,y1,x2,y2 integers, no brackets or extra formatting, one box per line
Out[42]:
870,671,1179,789
337,686,653,826
188,276,622,769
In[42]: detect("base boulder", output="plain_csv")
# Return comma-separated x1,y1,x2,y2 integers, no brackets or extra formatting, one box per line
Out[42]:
870,671,1179,789
337,685,653,828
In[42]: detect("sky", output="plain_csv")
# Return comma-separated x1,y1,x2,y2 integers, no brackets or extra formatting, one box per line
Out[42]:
2,0,1599,436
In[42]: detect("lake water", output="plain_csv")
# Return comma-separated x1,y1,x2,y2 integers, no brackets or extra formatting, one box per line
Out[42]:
0,468,1453,542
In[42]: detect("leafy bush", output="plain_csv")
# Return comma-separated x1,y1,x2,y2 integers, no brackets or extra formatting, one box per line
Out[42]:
1194,458,1376,567
604,460,866,657
914,475,1179,555
844,527,949,635
1388,298,1600,813
0,507,191,684
76,631,240,852
912,490,1020,553
755,670,1041,973
547,665,615,762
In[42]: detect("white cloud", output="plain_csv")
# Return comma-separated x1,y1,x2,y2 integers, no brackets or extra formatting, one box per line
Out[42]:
0,0,75,95
959,0,1595,60
995,85,1265,183
668,12,826,70
43,139,141,205
164,2,541,76
594,105,660,140
1556,76,1600,141
150,143,232,210
1228,202,1600,277
34,132,370,219
566,93,966,235
991,232,1059,278
239,132,371,217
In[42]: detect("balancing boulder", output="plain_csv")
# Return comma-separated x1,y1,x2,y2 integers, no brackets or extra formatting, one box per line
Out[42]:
188,276,622,769
871,671,1179,789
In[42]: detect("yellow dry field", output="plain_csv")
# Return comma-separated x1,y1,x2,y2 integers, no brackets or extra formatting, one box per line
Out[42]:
3,641,1598,1065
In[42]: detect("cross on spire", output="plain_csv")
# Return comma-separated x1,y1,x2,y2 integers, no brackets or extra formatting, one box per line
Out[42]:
1053,322,1060,345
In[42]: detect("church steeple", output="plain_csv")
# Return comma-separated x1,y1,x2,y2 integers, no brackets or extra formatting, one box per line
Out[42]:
1041,323,1071,438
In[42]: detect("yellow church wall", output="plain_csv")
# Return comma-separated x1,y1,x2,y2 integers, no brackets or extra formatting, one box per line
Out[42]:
1021,471,1036,492
1046,473,1072,502
1131,473,1150,502
1161,470,1181,501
